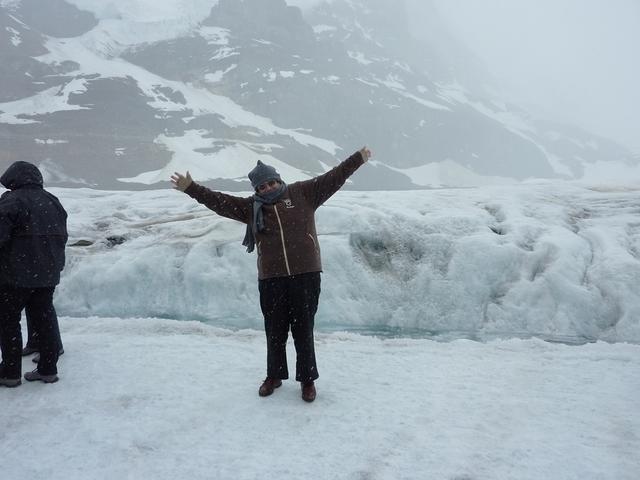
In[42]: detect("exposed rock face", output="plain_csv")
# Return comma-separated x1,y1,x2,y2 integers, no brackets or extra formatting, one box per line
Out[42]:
17,0,98,38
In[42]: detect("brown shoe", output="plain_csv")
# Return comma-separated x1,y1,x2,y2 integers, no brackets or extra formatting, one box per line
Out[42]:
301,381,316,402
258,377,282,397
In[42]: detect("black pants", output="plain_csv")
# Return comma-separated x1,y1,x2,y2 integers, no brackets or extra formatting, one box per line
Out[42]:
25,302,64,353
0,286,61,377
259,272,320,383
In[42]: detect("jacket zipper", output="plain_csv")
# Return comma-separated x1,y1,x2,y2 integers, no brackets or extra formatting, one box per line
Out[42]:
307,233,316,249
273,205,291,275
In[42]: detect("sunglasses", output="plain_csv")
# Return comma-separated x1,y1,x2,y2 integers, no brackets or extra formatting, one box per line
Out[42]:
257,180,279,193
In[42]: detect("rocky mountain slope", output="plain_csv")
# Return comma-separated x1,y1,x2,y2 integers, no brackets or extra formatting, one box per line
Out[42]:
0,0,635,189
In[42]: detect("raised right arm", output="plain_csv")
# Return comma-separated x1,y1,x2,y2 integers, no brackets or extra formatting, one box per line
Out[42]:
171,170,252,224
183,182,252,224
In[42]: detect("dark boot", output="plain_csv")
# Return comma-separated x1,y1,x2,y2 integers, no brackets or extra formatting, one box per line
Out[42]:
24,368,58,384
258,377,282,397
301,381,316,403
0,364,21,388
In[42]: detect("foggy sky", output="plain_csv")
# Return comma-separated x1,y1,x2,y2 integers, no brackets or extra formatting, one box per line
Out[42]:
429,0,640,154
289,0,640,153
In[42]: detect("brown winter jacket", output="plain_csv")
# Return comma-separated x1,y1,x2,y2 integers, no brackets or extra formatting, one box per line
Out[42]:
184,151,365,279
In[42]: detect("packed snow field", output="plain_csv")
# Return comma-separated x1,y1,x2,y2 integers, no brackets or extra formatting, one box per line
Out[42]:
52,181,640,343
3,182,640,479
3,317,639,480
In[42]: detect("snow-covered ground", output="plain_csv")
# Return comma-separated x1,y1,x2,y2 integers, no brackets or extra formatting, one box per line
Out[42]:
3,316,639,480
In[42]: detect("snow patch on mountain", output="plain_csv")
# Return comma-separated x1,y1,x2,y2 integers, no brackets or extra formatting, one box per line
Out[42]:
389,159,515,187
313,24,337,34
204,64,237,83
118,131,313,184
545,154,574,177
39,159,92,185
35,138,69,144
66,0,216,23
0,0,21,9
347,50,373,65
199,25,230,45
35,36,340,154
437,80,536,136
6,25,21,45
0,79,90,124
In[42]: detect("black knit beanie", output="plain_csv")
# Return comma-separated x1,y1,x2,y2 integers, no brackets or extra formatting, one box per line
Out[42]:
248,160,281,190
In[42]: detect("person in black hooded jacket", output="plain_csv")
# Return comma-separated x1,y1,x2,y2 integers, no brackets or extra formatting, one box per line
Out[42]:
0,161,67,386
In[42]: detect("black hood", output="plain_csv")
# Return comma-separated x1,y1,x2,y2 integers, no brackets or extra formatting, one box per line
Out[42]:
1,161,44,190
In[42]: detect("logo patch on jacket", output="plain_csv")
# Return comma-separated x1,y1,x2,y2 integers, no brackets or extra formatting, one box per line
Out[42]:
283,199,294,209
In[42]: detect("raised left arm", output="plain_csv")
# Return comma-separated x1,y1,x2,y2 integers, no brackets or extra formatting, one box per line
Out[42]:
306,146,372,208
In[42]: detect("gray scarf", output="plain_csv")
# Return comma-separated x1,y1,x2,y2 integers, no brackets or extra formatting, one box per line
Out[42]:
242,182,287,253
